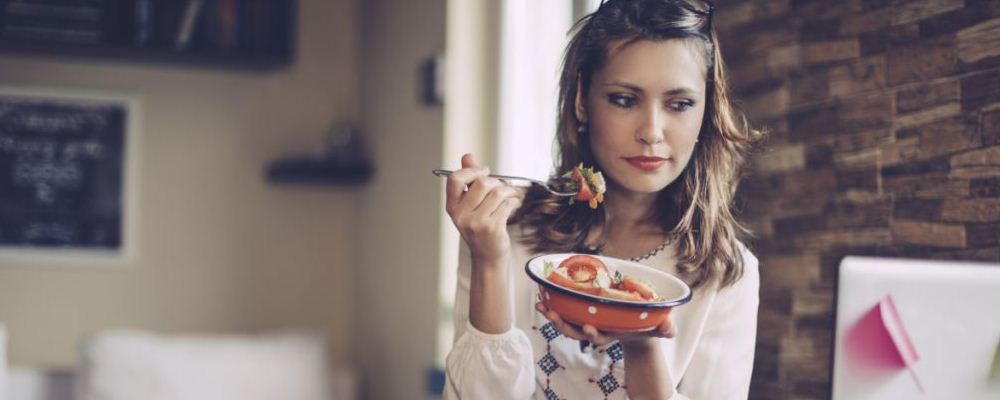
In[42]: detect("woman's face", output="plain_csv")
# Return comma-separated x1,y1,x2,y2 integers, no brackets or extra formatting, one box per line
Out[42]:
578,39,707,195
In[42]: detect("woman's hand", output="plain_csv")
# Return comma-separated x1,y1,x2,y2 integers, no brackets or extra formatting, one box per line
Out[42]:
445,153,524,266
534,302,676,346
536,302,678,398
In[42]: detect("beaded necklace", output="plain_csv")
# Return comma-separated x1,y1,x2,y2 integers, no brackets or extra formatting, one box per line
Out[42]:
585,236,672,262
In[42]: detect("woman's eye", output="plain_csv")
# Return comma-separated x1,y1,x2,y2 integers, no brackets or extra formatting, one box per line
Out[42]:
608,94,636,108
669,100,695,112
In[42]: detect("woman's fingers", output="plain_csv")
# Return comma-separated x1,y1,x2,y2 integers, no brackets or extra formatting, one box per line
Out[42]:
491,195,523,221
445,166,488,214
445,153,488,210
475,183,523,219
656,317,676,339
582,325,614,347
473,181,511,214
537,311,622,347
461,175,499,211
445,154,524,225
461,153,478,169
535,303,587,341
536,303,679,347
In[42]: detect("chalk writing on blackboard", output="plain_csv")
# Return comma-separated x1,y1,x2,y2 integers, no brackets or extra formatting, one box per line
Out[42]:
0,94,127,250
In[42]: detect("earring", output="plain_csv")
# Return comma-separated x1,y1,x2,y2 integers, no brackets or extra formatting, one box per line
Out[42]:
577,123,587,133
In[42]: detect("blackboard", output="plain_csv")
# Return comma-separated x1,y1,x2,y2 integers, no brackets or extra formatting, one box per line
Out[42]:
0,91,129,252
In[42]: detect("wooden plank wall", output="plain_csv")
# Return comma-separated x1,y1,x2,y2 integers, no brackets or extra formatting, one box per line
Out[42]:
714,0,1000,398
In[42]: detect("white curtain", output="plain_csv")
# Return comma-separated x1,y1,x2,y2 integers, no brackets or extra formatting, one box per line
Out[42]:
436,0,602,369
495,0,572,179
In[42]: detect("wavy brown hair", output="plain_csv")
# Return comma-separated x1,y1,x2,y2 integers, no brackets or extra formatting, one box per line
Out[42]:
511,0,764,290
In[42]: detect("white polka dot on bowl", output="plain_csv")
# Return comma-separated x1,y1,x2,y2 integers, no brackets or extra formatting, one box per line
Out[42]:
588,306,597,315
640,312,648,320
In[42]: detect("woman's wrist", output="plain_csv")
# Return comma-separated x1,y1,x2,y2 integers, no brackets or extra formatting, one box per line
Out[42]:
621,337,660,356
622,338,675,399
468,253,512,334
470,247,511,270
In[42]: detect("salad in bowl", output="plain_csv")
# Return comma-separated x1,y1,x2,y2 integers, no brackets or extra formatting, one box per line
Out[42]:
525,253,692,332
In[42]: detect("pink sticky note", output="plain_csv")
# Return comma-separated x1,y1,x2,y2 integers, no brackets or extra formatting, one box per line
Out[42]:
879,295,919,367
879,295,924,394
845,294,924,394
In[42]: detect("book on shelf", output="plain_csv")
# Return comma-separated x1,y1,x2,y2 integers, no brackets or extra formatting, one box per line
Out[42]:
4,1,102,21
1,0,105,45
133,0,152,46
245,0,287,54
149,2,181,48
217,0,236,49
174,0,203,50
0,0,294,65
2,25,100,44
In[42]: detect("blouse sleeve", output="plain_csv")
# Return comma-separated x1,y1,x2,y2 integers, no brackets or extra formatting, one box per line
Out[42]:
443,240,536,400
676,245,761,399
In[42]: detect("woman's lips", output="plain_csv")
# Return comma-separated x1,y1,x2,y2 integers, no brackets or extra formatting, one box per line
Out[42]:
624,156,669,171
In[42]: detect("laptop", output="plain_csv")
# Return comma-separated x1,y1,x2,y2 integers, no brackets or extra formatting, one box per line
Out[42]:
832,256,1000,400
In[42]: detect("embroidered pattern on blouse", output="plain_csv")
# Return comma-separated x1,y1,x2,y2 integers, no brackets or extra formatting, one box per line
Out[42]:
587,342,626,398
606,342,624,362
532,320,627,399
533,322,566,398
539,322,561,342
538,353,562,375
596,373,621,395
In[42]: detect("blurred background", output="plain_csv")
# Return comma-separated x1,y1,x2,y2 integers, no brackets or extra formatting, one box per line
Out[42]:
0,0,997,399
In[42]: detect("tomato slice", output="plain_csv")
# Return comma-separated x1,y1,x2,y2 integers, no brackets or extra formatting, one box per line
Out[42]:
570,167,584,184
546,271,601,295
545,255,607,295
558,255,608,277
576,182,595,201
546,255,658,302
621,276,658,300
570,167,595,201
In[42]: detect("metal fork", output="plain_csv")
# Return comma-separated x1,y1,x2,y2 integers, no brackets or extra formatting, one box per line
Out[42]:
432,169,577,197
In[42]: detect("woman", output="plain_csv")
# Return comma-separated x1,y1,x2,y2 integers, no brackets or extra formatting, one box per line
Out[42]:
443,0,763,398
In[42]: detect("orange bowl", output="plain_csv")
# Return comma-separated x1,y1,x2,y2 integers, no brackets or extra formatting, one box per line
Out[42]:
525,253,692,332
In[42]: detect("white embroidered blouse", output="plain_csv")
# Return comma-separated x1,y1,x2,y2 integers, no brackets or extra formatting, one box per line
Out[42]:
444,226,760,399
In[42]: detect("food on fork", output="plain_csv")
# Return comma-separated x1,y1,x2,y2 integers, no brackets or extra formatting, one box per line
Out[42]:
552,164,606,209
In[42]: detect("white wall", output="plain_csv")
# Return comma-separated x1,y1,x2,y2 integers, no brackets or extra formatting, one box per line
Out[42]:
1,323,7,395
0,0,361,367
355,0,448,398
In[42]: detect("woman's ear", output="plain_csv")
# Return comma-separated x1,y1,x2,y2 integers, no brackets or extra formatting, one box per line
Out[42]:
574,75,587,124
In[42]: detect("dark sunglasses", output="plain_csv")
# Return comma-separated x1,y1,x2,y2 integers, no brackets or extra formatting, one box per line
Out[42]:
597,0,715,31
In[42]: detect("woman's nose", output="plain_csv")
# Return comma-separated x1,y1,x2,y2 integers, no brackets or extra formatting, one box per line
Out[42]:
636,107,665,145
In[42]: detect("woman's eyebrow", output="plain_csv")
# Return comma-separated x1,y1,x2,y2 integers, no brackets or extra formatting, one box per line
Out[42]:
602,81,702,96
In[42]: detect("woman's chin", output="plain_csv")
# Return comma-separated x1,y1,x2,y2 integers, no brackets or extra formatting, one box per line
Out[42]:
616,178,673,195
603,168,677,195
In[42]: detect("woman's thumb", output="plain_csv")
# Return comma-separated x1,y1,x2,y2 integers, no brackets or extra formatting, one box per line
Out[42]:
461,153,479,169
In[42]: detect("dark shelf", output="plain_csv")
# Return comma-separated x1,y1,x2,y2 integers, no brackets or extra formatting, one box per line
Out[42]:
0,0,295,70
0,38,291,69
266,157,374,186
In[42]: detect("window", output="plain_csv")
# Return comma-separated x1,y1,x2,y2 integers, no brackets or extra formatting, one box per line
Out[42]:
434,0,602,374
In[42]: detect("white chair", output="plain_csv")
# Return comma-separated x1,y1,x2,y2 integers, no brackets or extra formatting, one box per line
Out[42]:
3,322,75,400
5,367,75,400
76,330,350,400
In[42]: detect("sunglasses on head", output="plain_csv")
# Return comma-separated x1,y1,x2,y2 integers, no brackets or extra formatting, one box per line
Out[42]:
597,0,715,30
